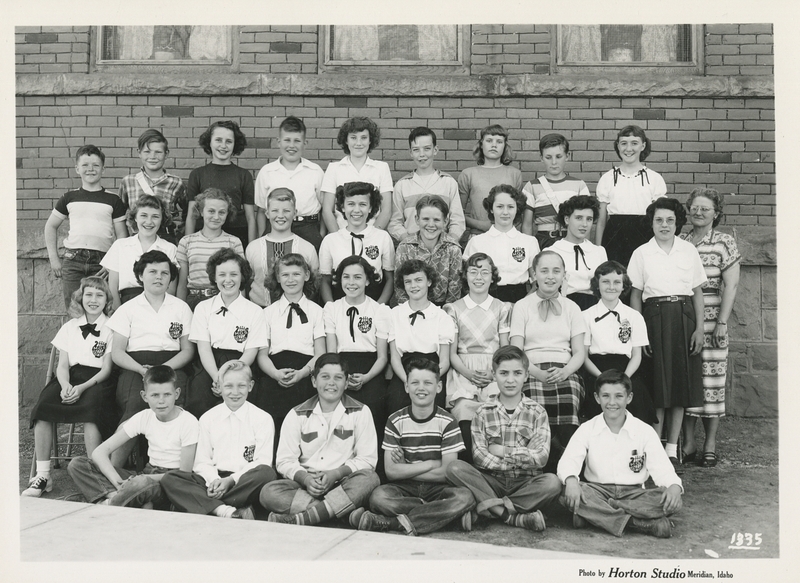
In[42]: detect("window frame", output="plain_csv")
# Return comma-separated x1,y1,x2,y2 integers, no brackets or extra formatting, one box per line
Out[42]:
552,24,705,75
91,26,239,72
318,25,470,74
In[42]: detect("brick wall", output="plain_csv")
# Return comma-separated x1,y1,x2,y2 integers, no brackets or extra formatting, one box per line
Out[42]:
15,26,90,74
239,25,318,74
705,24,773,76
471,25,552,75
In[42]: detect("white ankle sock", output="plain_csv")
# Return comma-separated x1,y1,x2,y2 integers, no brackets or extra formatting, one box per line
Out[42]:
213,504,236,518
665,443,678,458
36,461,51,476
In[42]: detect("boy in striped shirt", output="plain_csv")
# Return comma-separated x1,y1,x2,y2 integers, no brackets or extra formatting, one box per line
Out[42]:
352,357,476,534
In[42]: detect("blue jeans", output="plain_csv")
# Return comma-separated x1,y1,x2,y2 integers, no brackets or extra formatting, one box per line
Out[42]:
67,456,167,507
60,248,105,309
369,479,475,535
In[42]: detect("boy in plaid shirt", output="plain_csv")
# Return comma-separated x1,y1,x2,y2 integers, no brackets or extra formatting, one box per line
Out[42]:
446,346,561,531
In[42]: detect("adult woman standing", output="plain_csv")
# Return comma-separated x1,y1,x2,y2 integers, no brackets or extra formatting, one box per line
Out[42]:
679,189,740,467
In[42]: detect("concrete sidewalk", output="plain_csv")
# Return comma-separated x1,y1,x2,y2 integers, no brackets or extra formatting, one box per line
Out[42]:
21,497,597,561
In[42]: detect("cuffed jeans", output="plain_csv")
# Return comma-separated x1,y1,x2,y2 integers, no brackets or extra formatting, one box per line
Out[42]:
60,248,104,309
161,466,277,515
369,479,475,535
445,460,561,518
67,456,167,507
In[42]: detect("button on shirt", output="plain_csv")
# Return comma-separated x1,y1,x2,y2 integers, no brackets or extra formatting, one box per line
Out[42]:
557,413,683,491
122,409,199,469
321,156,394,230
276,394,378,480
472,396,551,478
51,314,114,367
107,293,193,352
323,297,391,353
550,239,608,296
194,401,275,486
263,295,325,356
583,300,649,358
388,302,455,355
254,158,324,218
319,226,395,281
628,237,708,300
101,235,178,291
189,294,268,352
596,167,667,216
463,226,539,286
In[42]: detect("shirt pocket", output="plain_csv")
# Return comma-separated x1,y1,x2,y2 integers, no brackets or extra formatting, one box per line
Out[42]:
301,431,319,443
331,425,355,454
514,423,534,448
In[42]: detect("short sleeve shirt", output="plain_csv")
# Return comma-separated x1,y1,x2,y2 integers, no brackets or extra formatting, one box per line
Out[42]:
51,314,113,367
583,301,649,358
388,302,455,355
100,235,178,291
628,238,708,300
122,409,199,469
187,163,255,233
463,227,539,286
596,167,667,216
321,156,394,229
106,293,193,352
550,239,608,296
383,407,465,462
189,293,268,352
244,234,320,307
52,188,128,252
678,230,741,294
176,232,244,290
254,158,325,217
264,295,325,355
319,226,395,280
510,294,586,364
323,297,391,353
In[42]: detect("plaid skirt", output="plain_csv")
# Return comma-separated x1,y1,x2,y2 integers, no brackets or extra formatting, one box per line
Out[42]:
524,362,584,427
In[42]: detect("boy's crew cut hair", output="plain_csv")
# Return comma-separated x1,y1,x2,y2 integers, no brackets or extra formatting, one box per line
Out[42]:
313,353,349,377
127,193,172,235
461,252,501,291
557,194,600,227
337,117,380,154
595,369,633,395
143,364,178,388
279,115,307,137
686,187,726,228
539,133,569,155
590,260,632,298
334,181,382,221
473,124,513,166
394,258,439,293
415,195,449,219
491,345,529,372
75,144,105,165
68,276,113,319
408,126,437,147
207,247,254,291
267,187,297,206
645,197,688,234
613,125,651,162
265,253,319,300
403,356,439,378
482,184,527,224
199,120,248,156
194,187,236,222
531,249,566,272
332,255,381,291
133,250,180,284
218,359,253,383
137,129,169,152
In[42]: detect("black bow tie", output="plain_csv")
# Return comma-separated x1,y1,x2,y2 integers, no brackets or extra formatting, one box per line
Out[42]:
595,309,621,323
409,310,425,325
287,302,308,328
574,245,590,271
346,306,359,343
79,322,100,339
350,232,365,256
216,306,229,317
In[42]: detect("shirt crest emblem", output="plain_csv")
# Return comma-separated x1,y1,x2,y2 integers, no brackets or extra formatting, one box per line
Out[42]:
357,316,372,333
91,341,107,358
629,449,645,473
511,247,526,262
618,319,632,344
364,245,379,260
168,322,183,340
243,444,255,463
233,326,249,343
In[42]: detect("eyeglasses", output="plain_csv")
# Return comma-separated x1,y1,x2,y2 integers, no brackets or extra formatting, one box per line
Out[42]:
689,206,714,214
654,217,676,225
466,268,492,278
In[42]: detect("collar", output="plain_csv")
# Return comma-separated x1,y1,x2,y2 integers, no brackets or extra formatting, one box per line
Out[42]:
210,292,244,312
463,295,494,311
398,300,432,315
277,294,307,314
482,394,537,412
345,225,373,238
294,393,365,416
486,225,519,239
342,155,377,170
642,236,685,256
137,169,169,184
588,411,639,437
267,158,315,172
593,299,622,315
220,401,250,421
77,314,108,327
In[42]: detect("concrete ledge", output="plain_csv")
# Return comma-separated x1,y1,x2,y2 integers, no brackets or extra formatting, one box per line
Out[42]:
16,73,775,98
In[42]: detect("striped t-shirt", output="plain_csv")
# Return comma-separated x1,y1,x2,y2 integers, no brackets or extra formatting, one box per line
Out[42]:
522,175,591,232
382,406,464,463
52,188,128,252
176,231,244,290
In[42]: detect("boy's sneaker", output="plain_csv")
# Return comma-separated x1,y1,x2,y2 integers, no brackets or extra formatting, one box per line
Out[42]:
21,474,52,497
629,516,672,538
267,512,297,525
232,505,255,520
348,507,366,529
356,511,394,533
511,510,547,532
460,509,478,532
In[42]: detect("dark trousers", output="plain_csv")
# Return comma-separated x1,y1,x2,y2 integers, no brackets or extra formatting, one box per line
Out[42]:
161,465,277,515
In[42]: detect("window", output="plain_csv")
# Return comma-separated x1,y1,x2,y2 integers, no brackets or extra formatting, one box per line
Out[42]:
556,25,700,73
97,26,232,64
320,25,468,73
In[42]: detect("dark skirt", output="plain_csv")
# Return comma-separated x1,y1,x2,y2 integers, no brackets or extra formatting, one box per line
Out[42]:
535,230,564,250
252,350,315,432
567,292,599,311
602,214,651,267
185,347,250,419
643,298,704,409
494,283,529,303
339,351,388,444
30,364,119,440
119,287,144,305
581,353,658,424
116,351,189,423
386,351,445,416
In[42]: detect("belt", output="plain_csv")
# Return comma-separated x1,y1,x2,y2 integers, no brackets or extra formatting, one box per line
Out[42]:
294,213,320,223
645,295,690,304
188,288,218,297
539,226,565,238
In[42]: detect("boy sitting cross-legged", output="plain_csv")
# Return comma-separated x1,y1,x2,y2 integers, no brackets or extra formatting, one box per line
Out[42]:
557,369,683,538
259,353,380,526
353,357,476,535
445,345,562,531
160,360,277,519
67,365,198,508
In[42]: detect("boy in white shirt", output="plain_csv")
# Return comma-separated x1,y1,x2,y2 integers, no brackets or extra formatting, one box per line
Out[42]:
160,361,276,519
67,365,198,508
254,116,325,248
260,353,380,526
557,370,683,538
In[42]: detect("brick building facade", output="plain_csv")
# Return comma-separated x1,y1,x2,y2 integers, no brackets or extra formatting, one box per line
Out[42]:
16,24,777,416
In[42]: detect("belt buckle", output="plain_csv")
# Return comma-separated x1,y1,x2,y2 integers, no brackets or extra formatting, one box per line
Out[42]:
549,229,561,239
294,215,305,222
668,295,678,302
